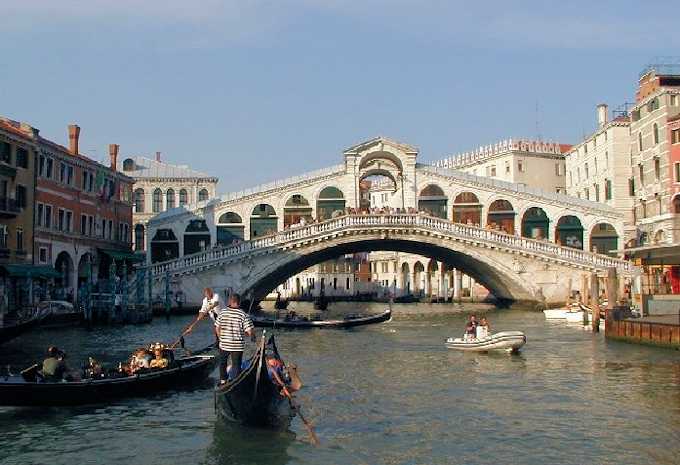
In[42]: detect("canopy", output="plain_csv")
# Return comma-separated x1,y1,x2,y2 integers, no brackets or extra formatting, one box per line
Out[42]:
99,248,145,262
622,244,680,265
0,264,62,279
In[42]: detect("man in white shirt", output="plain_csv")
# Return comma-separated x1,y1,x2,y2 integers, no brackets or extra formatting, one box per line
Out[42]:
199,287,222,322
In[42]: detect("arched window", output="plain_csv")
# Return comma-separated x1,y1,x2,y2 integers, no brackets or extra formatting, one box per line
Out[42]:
122,158,135,171
179,189,188,206
134,188,145,213
152,188,163,213
638,132,643,151
653,123,659,145
134,224,145,251
218,212,243,223
198,189,209,202
166,189,175,210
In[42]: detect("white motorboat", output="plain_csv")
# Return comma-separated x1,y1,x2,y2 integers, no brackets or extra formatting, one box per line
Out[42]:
543,303,581,320
445,331,526,353
565,310,592,323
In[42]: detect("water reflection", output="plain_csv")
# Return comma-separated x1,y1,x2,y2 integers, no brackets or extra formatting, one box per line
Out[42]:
205,422,295,465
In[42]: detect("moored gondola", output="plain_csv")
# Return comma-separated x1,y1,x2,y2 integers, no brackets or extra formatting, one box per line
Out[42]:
215,334,296,428
0,352,216,407
251,308,392,329
0,312,41,345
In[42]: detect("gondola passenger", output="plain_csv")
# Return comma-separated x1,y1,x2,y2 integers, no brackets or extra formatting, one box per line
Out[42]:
464,315,478,341
42,346,68,381
149,344,169,369
476,317,490,339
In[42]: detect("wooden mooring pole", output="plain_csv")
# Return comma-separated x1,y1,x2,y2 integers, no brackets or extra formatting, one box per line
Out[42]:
581,274,588,325
590,272,600,332
606,267,618,321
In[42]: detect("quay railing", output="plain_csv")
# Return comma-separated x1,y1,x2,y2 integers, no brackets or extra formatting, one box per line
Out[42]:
147,214,633,277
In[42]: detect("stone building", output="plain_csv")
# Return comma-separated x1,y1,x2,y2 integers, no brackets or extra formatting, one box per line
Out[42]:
434,138,571,194
564,104,633,254
117,153,218,256
628,65,680,246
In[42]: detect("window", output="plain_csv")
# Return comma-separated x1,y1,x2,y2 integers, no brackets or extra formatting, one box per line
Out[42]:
198,189,209,202
16,228,23,251
39,155,45,176
46,158,53,178
81,215,87,235
39,247,48,263
584,188,589,200
166,189,175,209
505,162,510,174
108,220,113,239
65,211,73,232
639,164,644,185
44,205,52,228
675,163,680,182
122,158,135,171
15,185,27,209
585,163,589,178
134,224,145,251
37,203,44,226
653,123,660,145
0,225,6,248
134,188,145,213
648,98,660,112
58,209,65,231
672,129,680,145
0,142,10,163
629,178,635,196
577,167,580,182
101,219,106,238
59,163,67,183
555,163,561,176
638,132,643,151
88,216,94,236
584,144,588,155
594,184,600,202
555,187,563,194
654,158,660,181
671,95,678,106
153,189,163,212
605,151,609,168
605,179,612,200
518,160,524,172
490,165,497,177
16,148,28,168
179,189,188,206
642,201,647,219
594,158,598,174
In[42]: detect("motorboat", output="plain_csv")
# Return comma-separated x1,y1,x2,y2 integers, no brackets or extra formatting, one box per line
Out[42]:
36,300,83,327
543,303,581,320
445,331,526,353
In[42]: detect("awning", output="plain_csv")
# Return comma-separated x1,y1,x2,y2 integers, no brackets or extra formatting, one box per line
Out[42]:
99,248,145,262
0,264,62,279
620,244,680,265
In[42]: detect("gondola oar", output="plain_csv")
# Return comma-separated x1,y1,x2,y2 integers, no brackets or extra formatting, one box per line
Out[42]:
281,386,319,446
170,311,208,349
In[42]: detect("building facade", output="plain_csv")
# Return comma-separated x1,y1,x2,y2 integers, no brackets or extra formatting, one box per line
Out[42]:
33,124,135,299
434,139,571,194
564,104,633,254
629,67,680,246
117,153,218,257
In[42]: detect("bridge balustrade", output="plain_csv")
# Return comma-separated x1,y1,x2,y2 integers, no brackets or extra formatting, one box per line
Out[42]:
147,214,632,277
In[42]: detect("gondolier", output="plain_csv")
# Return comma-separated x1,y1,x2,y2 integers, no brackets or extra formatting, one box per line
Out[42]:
215,293,255,384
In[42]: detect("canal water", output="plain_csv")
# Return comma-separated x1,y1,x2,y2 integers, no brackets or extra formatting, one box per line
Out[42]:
1,302,679,465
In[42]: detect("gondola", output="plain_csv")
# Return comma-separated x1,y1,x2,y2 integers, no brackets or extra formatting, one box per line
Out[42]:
251,308,392,329
0,352,217,407
0,313,41,345
274,297,289,311
215,334,296,428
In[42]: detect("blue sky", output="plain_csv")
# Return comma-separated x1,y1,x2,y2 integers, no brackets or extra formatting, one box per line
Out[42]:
2,1,679,192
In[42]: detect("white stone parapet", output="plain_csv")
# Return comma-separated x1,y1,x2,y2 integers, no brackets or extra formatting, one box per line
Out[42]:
433,138,566,170
146,213,632,278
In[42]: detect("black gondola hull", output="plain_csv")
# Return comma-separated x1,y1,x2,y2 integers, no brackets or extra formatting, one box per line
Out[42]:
251,309,392,329
215,339,294,428
0,355,216,406
0,317,40,345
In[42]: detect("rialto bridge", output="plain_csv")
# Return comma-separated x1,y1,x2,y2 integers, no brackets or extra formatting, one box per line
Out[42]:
144,137,631,307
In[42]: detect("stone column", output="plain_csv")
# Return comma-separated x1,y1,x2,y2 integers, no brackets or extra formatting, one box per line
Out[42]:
453,269,462,300
439,267,447,300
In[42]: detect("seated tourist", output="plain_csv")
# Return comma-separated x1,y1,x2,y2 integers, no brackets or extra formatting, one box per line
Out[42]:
130,348,152,373
463,315,478,341
84,357,103,378
476,317,490,339
42,346,67,381
149,344,169,369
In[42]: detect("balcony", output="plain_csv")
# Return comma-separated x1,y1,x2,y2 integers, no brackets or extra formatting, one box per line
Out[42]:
0,197,20,217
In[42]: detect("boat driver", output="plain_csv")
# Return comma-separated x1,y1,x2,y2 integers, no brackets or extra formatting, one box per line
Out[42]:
464,315,478,341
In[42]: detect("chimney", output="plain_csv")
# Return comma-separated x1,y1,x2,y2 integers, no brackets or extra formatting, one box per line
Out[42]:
155,151,161,162
596,104,608,128
109,144,119,171
68,124,80,155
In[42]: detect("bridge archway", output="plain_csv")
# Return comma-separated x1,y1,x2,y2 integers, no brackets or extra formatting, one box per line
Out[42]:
316,187,345,220
184,219,211,255
284,194,313,228
413,261,424,295
555,215,584,250
217,212,244,246
400,262,410,294
487,199,515,234
452,192,481,226
250,204,278,238
589,222,618,256
521,207,549,240
151,228,179,263
418,184,447,218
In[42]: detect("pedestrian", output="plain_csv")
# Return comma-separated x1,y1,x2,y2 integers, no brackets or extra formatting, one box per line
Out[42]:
215,293,255,384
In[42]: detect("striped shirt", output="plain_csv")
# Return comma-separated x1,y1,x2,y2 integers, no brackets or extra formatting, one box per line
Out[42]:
215,307,255,351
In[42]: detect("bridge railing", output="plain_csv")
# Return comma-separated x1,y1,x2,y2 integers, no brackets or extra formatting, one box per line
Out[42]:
147,214,632,276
